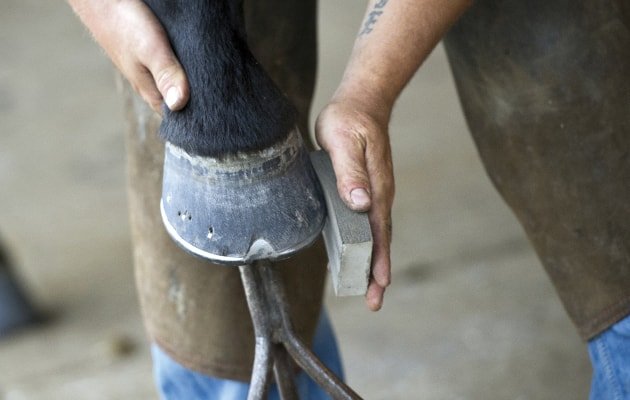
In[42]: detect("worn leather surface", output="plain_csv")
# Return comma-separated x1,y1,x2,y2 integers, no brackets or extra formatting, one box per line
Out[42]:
124,0,324,381
244,0,318,146
444,0,630,339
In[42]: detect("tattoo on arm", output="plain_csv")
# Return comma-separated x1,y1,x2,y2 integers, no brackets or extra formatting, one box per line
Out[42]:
360,0,389,35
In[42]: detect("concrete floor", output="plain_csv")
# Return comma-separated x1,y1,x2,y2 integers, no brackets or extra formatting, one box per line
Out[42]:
0,1,591,399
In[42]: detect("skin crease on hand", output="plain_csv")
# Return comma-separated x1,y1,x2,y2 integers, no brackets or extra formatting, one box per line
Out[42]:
67,0,190,114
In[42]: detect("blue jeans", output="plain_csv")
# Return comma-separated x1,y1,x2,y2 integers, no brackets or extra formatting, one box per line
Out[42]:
152,310,343,400
0,269,37,336
588,313,630,400
153,309,630,399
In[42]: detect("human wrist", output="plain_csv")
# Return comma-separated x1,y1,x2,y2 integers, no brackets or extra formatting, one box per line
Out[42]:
331,81,394,127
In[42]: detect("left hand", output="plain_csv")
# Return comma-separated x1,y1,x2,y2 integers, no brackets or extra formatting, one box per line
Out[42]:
67,0,190,114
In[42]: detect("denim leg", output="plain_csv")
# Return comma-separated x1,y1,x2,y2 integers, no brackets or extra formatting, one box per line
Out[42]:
588,313,630,400
292,309,344,398
152,309,343,400
0,268,37,336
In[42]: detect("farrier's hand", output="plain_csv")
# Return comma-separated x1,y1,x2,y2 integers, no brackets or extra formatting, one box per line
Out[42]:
316,96,395,311
67,0,189,113
317,0,471,310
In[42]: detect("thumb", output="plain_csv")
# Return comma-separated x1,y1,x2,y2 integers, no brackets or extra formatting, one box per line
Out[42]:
148,53,190,112
326,136,372,212
316,104,374,212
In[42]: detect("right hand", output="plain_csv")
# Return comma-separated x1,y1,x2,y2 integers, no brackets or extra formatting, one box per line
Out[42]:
68,0,189,113
316,96,395,312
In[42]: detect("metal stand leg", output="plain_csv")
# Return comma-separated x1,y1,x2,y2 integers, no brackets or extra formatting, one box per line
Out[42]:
239,261,363,400
273,343,298,400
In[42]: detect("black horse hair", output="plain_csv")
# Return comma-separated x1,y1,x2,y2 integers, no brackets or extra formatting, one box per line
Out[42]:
142,0,297,157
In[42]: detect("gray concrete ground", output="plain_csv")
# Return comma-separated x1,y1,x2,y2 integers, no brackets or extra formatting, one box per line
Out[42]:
0,1,591,399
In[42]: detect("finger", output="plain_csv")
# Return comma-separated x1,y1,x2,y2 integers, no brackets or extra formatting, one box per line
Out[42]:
365,139,394,288
369,208,392,288
364,165,392,310
366,280,385,311
142,43,190,112
118,0,189,112
325,135,372,212
131,66,165,114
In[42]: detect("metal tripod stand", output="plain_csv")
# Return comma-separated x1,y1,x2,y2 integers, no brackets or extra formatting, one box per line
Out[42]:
239,260,362,400
160,130,364,399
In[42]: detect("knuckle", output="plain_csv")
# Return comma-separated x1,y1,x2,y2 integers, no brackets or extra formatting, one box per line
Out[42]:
337,173,369,195
134,36,158,63
154,64,178,88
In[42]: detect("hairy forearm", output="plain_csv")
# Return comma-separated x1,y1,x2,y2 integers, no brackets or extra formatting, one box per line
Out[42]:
67,0,115,40
335,0,472,116
67,0,154,64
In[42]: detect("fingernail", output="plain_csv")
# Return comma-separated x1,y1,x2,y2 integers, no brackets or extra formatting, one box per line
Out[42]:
369,297,383,311
350,188,370,209
165,87,181,109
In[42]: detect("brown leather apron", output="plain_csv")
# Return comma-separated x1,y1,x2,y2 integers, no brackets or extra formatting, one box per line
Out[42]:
444,0,630,339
